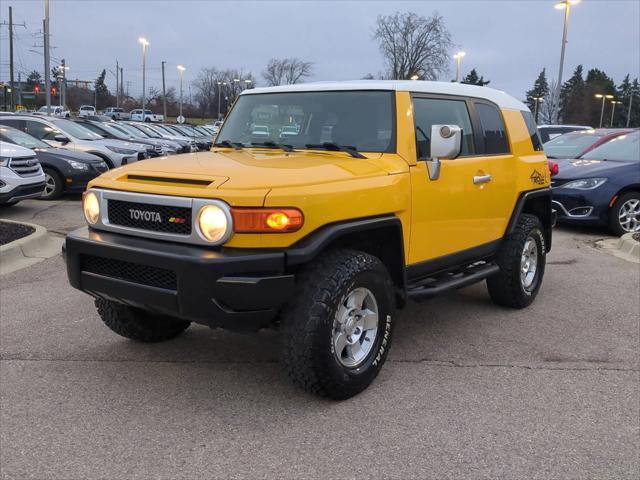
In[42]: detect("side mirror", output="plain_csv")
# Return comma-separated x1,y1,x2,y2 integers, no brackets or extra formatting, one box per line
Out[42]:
426,124,462,181
54,134,70,144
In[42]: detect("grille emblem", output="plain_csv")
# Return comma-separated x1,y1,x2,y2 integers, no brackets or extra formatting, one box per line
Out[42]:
129,208,162,222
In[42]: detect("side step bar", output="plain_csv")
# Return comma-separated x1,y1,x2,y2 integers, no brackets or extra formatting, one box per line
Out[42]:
407,263,500,300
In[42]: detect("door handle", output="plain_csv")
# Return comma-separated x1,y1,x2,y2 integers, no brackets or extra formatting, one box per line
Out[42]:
473,174,492,185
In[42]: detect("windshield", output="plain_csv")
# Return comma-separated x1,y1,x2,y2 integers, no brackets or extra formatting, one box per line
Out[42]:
217,90,396,152
543,131,603,158
120,123,149,138
51,118,103,140
0,125,50,149
581,131,640,162
133,123,163,137
99,122,130,139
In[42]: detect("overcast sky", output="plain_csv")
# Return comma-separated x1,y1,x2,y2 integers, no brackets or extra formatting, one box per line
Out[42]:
1,0,639,101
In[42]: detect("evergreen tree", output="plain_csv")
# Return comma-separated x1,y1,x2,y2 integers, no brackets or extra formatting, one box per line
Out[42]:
94,69,111,110
525,68,550,123
585,68,616,127
461,69,490,86
614,74,640,127
559,65,586,124
627,78,640,128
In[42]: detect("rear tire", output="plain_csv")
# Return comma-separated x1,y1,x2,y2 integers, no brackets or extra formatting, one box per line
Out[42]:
96,299,190,342
487,214,546,309
281,249,395,400
609,191,640,236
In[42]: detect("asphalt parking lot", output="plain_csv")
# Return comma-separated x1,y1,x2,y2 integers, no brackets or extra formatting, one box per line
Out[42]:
1,199,638,480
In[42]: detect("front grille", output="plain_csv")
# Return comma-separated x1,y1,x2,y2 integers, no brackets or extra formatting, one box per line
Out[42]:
82,255,177,290
138,151,149,160
107,199,192,235
153,144,163,153
9,156,41,176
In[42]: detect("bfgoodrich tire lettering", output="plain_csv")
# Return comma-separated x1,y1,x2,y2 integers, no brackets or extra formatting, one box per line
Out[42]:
487,214,546,309
96,298,190,342
281,249,395,400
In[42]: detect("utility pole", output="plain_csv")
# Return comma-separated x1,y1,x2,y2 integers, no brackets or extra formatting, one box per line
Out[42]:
61,58,66,107
43,0,51,112
9,6,14,109
627,87,636,128
161,60,167,119
120,67,124,101
116,60,120,107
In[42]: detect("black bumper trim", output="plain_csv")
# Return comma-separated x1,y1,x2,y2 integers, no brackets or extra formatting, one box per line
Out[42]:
65,227,295,330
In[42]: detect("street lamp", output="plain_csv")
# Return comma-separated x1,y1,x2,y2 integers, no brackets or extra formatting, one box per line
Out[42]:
453,51,466,83
532,96,544,123
138,37,149,115
410,74,419,81
244,79,252,88
610,100,623,127
177,65,186,119
217,81,227,119
553,0,580,121
595,94,614,128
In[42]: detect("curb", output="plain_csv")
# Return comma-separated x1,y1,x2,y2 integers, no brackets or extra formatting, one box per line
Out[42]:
596,233,640,264
0,219,64,275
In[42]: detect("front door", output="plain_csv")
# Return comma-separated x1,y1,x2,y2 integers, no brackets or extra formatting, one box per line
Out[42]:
408,95,496,266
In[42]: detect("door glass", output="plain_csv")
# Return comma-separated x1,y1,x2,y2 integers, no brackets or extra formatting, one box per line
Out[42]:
475,103,510,154
412,97,475,159
25,121,61,141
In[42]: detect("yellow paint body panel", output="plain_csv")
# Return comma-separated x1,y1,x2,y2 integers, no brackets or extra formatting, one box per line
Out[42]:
88,91,548,260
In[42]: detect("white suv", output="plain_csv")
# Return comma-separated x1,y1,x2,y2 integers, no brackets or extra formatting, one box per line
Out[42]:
0,116,147,169
0,141,46,206
35,105,71,118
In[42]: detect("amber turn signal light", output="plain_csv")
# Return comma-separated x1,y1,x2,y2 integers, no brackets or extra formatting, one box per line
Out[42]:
231,208,304,233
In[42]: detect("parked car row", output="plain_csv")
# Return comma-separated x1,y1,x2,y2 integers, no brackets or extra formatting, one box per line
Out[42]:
0,111,217,202
542,126,640,235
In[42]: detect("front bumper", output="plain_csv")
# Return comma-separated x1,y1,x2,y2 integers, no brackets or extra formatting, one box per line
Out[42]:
64,227,295,330
552,189,608,226
0,181,46,204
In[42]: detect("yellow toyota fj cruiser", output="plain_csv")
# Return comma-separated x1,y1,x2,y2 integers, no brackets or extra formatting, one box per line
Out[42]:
65,81,552,399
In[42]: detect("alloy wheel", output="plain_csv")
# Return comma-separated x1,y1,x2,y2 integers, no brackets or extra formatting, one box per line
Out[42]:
618,198,640,232
332,287,379,368
520,237,538,291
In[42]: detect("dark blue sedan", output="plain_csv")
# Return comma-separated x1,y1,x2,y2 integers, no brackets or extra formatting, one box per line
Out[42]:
552,130,640,236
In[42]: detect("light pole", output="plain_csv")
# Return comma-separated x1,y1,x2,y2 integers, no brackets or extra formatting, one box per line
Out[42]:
554,0,580,121
217,81,226,119
138,37,149,115
610,100,622,127
595,94,614,128
177,65,186,119
532,96,544,123
453,51,466,83
627,86,637,128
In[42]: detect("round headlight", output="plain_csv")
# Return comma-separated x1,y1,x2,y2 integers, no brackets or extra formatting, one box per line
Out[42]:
83,191,100,225
197,204,229,243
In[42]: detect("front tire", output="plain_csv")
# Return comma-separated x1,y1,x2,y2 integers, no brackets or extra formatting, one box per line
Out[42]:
487,214,546,309
96,299,190,342
609,191,640,236
41,168,64,200
281,249,395,400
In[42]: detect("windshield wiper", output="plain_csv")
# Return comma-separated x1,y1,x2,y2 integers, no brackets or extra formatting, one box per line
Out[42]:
214,140,244,150
251,141,295,152
305,142,366,159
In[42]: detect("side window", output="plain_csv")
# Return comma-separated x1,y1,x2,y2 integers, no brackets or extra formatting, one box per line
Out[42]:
521,111,544,151
412,97,475,159
475,103,510,154
25,121,59,141
0,119,26,131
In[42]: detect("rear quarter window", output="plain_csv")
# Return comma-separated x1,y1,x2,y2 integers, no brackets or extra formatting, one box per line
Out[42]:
475,102,510,154
521,111,544,151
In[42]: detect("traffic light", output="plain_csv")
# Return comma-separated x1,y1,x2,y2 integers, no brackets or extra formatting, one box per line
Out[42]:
52,87,57,95
34,85,40,94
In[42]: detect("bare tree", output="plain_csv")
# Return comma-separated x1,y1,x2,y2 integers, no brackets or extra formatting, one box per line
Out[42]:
373,11,452,80
540,79,560,124
263,58,313,86
193,67,256,118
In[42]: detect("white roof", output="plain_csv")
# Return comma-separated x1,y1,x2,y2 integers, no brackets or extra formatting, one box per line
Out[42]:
242,80,528,111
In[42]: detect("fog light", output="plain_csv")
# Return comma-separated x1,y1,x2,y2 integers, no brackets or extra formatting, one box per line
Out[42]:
83,191,100,224
197,204,230,243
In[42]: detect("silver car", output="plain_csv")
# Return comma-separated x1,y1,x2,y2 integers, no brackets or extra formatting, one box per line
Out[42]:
0,115,148,168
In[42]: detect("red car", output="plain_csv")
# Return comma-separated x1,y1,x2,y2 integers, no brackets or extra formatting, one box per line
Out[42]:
544,128,636,160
